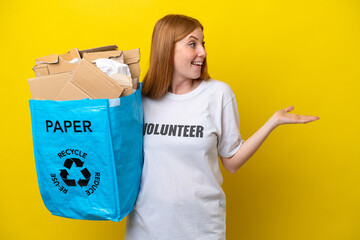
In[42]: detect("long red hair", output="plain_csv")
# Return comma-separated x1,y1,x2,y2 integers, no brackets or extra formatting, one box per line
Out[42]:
142,14,211,99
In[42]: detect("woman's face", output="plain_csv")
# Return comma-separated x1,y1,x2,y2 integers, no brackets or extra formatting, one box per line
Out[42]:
173,27,207,82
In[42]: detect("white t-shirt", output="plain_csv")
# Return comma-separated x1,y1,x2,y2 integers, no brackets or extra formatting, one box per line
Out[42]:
125,79,244,240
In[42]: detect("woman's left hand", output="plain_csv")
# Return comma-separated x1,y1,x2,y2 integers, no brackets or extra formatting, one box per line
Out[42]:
271,106,320,127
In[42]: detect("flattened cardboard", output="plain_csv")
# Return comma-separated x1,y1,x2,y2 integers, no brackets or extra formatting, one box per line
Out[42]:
35,54,58,64
33,61,78,77
60,48,81,62
83,50,124,63
28,72,72,100
56,59,124,100
56,82,89,101
79,45,118,56
32,65,51,76
111,73,133,86
35,48,81,64
29,45,140,100
121,87,134,97
33,48,81,77
111,73,133,96
123,48,140,79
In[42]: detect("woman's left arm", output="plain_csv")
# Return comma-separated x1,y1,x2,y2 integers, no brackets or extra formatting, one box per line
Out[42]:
220,106,320,174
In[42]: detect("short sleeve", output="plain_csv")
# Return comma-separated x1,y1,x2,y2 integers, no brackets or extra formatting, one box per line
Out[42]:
217,95,245,158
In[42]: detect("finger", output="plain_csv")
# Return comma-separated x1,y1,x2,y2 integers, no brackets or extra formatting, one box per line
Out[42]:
299,115,320,123
299,115,320,120
285,106,294,112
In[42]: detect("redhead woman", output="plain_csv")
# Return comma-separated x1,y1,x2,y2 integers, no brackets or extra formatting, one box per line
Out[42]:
125,14,319,240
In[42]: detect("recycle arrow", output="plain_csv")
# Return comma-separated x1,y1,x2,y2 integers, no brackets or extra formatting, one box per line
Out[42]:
60,169,69,178
60,158,90,187
60,169,76,186
77,168,91,187
64,158,84,169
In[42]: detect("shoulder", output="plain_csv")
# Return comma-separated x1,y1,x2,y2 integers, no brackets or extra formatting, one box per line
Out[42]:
204,79,234,94
203,79,235,103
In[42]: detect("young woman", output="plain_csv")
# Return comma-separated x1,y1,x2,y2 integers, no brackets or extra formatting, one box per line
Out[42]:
125,14,319,240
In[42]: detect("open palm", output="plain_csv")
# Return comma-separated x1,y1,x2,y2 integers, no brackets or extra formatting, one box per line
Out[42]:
273,106,320,126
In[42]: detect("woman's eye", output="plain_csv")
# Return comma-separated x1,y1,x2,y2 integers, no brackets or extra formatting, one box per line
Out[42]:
188,41,205,47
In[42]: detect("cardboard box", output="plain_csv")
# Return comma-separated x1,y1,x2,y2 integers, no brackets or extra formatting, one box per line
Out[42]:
123,48,141,89
33,48,81,77
28,72,73,100
32,45,141,89
58,59,125,100
82,50,124,63
123,48,140,79
79,45,124,63
29,59,125,100
79,45,140,89
29,45,141,100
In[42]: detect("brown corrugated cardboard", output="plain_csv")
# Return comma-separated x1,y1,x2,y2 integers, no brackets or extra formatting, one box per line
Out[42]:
56,59,124,100
29,59,126,100
82,50,124,63
111,73,133,86
33,48,81,77
79,45,118,55
35,48,80,64
59,48,81,62
123,48,140,79
29,45,139,100
28,72,72,100
56,81,89,101
123,48,140,89
111,73,133,97
80,45,140,78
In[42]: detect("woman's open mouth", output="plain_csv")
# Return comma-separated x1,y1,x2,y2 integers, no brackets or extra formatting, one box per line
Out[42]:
191,61,203,68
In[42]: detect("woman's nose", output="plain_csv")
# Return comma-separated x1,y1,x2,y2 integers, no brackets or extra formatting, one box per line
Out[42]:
198,46,207,57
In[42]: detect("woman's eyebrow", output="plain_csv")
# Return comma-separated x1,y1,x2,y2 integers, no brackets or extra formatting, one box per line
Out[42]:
188,36,204,41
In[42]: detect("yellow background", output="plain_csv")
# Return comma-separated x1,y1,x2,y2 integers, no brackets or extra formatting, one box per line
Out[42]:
0,0,359,239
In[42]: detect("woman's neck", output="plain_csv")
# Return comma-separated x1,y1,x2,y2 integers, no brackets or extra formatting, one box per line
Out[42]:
170,78,201,95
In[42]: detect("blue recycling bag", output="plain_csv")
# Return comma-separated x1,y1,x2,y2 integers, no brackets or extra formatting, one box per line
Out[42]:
29,86,143,221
